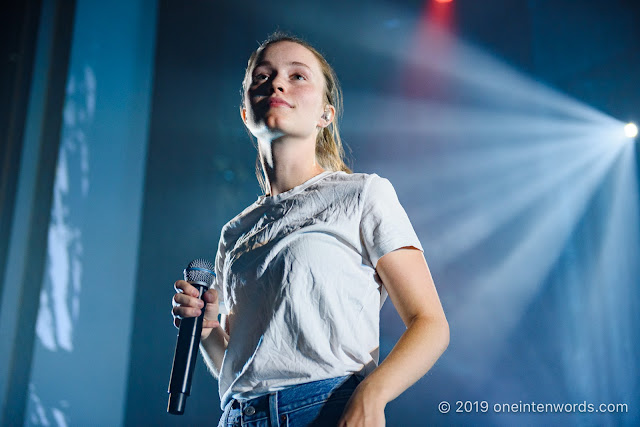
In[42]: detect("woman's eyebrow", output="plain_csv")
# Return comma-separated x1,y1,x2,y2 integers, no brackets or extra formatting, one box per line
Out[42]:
289,62,312,73
254,61,313,74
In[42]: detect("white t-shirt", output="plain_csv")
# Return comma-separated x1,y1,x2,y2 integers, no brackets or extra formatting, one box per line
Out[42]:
212,171,423,408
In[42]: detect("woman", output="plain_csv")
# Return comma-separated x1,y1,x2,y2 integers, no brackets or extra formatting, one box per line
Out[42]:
172,33,449,426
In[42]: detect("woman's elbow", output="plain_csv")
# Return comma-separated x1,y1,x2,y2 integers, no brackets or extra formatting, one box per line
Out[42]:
439,318,450,354
414,313,450,355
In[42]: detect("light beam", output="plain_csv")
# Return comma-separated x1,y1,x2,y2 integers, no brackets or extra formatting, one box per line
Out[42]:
232,3,640,422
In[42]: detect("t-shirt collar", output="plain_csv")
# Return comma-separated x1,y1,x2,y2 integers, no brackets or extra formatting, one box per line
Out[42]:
256,171,336,205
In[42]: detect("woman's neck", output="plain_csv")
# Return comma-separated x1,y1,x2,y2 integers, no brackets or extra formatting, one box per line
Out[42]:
259,135,325,197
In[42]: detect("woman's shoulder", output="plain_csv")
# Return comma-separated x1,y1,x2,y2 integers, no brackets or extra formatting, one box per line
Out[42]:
218,200,264,242
322,170,384,187
325,171,394,195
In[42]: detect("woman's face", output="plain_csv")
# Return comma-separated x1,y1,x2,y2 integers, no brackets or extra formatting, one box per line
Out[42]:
242,41,332,141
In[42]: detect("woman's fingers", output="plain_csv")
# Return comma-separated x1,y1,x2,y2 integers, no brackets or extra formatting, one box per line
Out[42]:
172,281,221,337
171,305,202,319
174,317,216,329
203,288,218,304
202,318,220,329
172,284,205,319
173,292,205,309
171,280,220,337
174,280,200,297
171,293,204,319
203,289,219,315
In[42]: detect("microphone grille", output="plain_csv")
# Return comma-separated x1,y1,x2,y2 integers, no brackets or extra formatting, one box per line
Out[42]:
184,259,215,286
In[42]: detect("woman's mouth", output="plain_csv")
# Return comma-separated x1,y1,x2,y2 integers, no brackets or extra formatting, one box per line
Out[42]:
268,98,292,108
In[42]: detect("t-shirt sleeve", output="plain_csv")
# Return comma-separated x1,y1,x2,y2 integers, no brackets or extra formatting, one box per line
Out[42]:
360,174,423,268
213,231,229,315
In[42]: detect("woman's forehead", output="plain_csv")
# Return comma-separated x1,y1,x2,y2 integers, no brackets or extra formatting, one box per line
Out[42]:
257,41,320,70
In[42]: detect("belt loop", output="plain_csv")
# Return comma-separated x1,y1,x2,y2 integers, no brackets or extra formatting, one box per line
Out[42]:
219,399,232,427
268,392,280,427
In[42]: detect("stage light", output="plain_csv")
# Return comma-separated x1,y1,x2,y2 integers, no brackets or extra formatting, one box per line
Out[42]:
624,122,638,138
435,0,453,3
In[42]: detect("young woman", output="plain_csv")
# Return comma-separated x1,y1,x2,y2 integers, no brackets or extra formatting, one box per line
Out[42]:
172,34,449,426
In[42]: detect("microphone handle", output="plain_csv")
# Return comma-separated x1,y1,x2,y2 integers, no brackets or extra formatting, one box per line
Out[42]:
167,283,207,415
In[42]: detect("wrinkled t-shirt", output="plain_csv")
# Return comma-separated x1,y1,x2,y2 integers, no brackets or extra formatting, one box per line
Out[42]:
211,171,423,409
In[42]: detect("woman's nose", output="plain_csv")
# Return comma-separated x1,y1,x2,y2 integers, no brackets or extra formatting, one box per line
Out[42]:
270,74,285,93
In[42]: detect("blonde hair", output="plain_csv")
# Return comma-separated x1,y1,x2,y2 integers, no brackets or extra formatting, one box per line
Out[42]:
241,33,352,193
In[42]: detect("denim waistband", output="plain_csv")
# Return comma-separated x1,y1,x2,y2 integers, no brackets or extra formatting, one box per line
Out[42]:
223,374,363,425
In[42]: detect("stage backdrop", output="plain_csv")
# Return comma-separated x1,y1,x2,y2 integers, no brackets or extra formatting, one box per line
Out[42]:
0,1,638,426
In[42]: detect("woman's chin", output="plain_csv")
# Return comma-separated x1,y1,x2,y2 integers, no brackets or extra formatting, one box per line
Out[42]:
264,114,289,130
250,123,285,141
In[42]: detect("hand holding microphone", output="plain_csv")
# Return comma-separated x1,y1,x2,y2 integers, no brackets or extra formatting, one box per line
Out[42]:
167,259,219,415
172,281,220,339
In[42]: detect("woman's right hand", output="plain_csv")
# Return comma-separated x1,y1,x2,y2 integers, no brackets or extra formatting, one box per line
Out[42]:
172,280,220,340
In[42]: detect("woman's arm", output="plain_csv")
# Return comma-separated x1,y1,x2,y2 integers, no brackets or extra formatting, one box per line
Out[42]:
199,312,230,378
339,247,449,426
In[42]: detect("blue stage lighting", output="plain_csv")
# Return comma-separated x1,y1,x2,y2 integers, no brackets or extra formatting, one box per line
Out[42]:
624,122,637,138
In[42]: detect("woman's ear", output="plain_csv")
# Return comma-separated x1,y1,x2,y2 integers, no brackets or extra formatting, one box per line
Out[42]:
318,104,335,128
241,107,247,125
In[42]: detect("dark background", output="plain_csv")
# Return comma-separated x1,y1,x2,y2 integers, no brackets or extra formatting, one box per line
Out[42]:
1,0,638,425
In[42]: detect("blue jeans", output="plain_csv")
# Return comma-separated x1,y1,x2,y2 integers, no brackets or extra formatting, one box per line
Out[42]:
218,374,363,427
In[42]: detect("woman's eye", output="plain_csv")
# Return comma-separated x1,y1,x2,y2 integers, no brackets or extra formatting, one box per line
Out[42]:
253,74,268,82
292,74,306,81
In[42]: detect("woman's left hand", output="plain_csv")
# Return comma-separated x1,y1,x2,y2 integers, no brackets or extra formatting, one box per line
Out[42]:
337,383,386,427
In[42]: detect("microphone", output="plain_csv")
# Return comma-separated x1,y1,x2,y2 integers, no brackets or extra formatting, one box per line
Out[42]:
167,259,215,415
